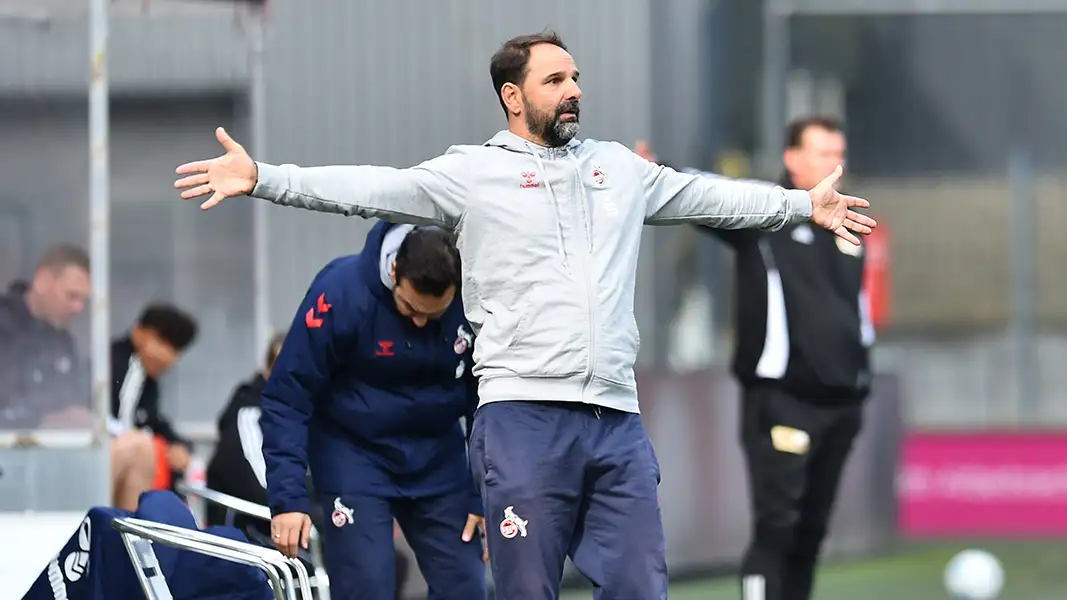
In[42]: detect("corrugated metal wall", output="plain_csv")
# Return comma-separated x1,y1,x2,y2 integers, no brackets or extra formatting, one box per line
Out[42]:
0,8,245,94
0,97,253,425
797,14,1067,175
1,0,716,423
256,0,663,360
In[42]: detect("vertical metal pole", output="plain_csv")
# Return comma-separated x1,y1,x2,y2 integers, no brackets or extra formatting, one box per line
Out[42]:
249,13,270,356
89,0,112,502
759,0,790,177
1008,146,1039,423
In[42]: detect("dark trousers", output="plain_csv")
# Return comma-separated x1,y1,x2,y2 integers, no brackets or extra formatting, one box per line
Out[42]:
739,387,863,600
318,491,486,600
470,401,668,600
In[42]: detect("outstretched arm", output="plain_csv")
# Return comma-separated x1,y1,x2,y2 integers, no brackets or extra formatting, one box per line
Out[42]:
639,153,811,231
629,141,875,244
631,140,757,246
662,164,763,250
175,127,467,229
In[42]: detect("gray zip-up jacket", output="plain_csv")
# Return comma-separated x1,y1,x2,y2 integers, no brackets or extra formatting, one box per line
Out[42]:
251,130,813,414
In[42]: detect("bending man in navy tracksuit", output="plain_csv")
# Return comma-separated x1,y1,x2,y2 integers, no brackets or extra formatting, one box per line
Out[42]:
261,222,486,600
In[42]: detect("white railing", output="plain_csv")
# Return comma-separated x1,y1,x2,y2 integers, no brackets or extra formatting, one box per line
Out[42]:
111,516,313,600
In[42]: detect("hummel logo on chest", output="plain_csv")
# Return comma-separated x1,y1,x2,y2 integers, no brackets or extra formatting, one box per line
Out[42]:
519,171,541,189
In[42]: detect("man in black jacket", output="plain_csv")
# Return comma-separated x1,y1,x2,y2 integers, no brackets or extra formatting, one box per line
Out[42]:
0,245,91,430
110,304,199,500
207,332,287,535
637,116,874,600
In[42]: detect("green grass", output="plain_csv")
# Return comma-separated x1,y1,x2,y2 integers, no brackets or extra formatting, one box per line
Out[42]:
559,541,1067,600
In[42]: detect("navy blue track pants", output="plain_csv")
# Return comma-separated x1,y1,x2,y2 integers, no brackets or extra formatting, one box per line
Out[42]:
469,400,668,600
318,491,486,600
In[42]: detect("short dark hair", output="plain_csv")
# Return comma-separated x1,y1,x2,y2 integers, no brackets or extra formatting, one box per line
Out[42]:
786,115,844,149
36,244,90,274
489,31,568,115
394,227,461,297
136,304,198,351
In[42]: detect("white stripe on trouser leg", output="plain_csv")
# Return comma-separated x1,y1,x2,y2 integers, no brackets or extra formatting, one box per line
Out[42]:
743,574,766,600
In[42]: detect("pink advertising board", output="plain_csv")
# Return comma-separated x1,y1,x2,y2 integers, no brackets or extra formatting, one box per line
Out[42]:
899,431,1067,536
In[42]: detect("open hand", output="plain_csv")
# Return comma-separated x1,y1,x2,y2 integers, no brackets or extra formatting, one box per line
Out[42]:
174,127,257,210
809,165,877,245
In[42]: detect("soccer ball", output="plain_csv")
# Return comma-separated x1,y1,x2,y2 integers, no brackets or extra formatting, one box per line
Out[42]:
943,549,1004,600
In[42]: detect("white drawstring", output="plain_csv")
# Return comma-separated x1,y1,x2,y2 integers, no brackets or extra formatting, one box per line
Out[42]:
530,146,570,270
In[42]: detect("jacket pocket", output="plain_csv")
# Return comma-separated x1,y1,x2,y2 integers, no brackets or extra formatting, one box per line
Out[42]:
479,291,586,378
595,313,639,387
479,299,528,354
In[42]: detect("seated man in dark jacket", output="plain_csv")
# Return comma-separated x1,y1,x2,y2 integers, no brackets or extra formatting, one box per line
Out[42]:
0,245,91,429
110,304,199,501
0,246,166,511
207,332,290,535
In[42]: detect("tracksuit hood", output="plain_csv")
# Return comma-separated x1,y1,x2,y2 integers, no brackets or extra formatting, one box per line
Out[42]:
482,129,581,157
359,220,413,302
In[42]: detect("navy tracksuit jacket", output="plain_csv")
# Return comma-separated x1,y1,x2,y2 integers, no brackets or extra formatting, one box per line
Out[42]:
261,222,484,600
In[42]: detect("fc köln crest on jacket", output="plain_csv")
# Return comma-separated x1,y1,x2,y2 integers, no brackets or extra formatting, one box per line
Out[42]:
454,324,473,354
592,165,606,186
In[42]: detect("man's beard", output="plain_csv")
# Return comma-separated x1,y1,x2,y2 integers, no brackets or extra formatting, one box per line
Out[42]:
524,98,580,148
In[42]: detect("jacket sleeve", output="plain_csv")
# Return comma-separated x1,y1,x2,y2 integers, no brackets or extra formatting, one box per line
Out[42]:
233,406,270,501
630,146,812,230
260,267,358,516
250,150,469,230
208,391,270,509
676,167,763,250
